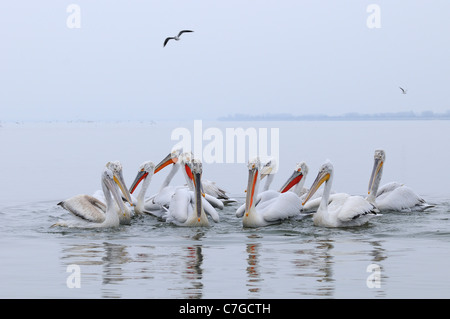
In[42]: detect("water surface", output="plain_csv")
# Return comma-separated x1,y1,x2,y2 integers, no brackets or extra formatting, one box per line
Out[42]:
0,121,449,298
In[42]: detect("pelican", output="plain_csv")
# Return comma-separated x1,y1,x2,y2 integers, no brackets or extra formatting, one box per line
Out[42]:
236,161,307,218
240,158,302,228
165,158,220,226
92,161,134,224
302,161,379,228
163,30,193,47
260,158,277,192
54,167,129,228
202,179,237,205
367,149,433,212
279,162,309,196
129,148,183,217
150,150,225,209
128,161,159,216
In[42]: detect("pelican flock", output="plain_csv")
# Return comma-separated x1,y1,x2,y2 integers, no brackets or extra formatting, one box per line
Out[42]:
54,149,434,229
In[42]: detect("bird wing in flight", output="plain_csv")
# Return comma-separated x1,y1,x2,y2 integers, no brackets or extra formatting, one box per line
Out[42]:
178,30,193,37
163,37,175,47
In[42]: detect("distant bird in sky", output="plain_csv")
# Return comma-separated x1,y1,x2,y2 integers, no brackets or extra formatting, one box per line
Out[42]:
399,87,407,94
164,30,194,47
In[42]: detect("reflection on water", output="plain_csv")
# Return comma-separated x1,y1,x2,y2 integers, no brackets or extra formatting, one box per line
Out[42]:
2,121,450,298
2,197,448,298
59,231,208,298
182,245,204,298
246,240,262,296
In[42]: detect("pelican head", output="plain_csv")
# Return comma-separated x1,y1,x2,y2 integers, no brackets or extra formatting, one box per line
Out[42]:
279,161,309,193
154,147,183,174
244,157,261,217
102,167,128,214
105,161,133,206
129,161,156,194
185,157,204,222
368,149,385,195
260,157,277,179
302,161,333,206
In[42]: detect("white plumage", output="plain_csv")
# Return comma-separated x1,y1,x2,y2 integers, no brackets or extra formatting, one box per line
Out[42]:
367,150,434,212
54,168,128,228
239,158,302,228
303,161,379,228
164,158,220,227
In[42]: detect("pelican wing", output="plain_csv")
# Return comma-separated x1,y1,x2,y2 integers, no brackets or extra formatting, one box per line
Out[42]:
202,179,230,200
166,188,192,224
58,195,106,223
261,192,301,222
236,202,245,218
148,186,178,208
301,192,338,213
204,193,224,210
336,195,378,223
377,185,432,212
376,182,403,197
202,197,220,223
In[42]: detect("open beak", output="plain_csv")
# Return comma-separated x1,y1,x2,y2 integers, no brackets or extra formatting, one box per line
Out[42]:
154,153,178,174
113,170,133,207
193,170,203,222
368,158,383,195
279,170,303,193
129,170,148,194
244,166,259,217
302,170,329,206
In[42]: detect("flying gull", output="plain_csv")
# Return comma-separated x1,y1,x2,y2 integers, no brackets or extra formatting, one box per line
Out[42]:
164,30,194,47
399,87,407,94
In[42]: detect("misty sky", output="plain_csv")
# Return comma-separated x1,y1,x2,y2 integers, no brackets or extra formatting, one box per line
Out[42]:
1,1,450,122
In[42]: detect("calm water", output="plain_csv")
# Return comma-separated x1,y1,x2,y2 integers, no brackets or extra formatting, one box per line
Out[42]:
0,121,449,298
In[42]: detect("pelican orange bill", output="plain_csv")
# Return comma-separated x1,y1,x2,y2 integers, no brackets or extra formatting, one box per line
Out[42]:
154,153,178,174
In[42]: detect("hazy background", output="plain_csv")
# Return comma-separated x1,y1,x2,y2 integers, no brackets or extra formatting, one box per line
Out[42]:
1,1,450,122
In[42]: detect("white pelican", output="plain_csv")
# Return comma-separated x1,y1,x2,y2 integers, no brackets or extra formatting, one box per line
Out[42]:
367,149,434,212
165,158,220,227
164,30,193,47
278,162,309,196
240,158,302,228
202,179,237,205
128,161,160,217
260,158,277,192
236,161,307,218
149,150,225,209
129,149,183,217
302,161,379,228
54,167,129,228
92,161,134,224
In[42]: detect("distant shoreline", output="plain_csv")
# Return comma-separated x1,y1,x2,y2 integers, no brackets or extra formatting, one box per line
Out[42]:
218,112,450,121
2,111,450,126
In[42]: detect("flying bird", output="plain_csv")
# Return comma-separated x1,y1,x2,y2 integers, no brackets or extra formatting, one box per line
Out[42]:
163,30,194,47
399,87,407,94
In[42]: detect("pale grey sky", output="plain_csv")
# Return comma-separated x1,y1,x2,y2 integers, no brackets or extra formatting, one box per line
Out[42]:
1,1,449,121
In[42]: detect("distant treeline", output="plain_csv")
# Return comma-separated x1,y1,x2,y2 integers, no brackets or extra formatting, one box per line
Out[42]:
218,111,450,121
